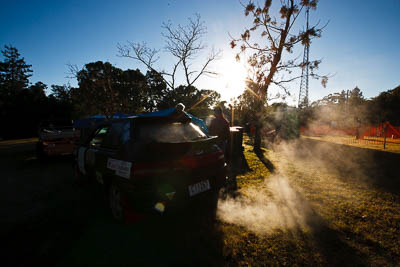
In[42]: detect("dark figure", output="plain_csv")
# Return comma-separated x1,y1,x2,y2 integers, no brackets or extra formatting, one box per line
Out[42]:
209,107,230,159
210,107,237,192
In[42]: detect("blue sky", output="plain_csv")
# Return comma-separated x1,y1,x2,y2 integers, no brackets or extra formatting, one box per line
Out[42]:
1,0,399,105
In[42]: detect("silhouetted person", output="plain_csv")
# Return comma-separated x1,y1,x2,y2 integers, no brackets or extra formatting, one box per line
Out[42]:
209,107,230,160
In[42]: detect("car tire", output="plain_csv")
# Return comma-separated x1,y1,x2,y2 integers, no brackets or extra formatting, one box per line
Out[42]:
109,181,125,222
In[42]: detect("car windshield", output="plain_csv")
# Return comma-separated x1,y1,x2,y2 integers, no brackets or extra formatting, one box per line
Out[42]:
138,122,207,143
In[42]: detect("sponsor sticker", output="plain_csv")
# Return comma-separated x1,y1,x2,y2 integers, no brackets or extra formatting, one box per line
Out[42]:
107,158,132,179
107,158,120,170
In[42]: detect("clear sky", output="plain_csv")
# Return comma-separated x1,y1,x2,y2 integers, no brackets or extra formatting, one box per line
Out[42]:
1,0,399,105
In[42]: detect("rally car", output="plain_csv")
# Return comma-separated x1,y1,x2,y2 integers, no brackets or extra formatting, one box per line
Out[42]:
74,108,226,222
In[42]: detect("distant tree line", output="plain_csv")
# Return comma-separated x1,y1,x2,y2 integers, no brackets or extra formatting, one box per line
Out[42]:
0,45,220,140
301,86,400,128
0,45,73,139
225,84,400,143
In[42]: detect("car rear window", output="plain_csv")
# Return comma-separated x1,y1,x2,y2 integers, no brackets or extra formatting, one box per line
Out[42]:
138,122,207,143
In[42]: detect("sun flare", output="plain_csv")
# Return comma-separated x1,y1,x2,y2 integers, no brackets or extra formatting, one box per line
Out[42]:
213,55,248,101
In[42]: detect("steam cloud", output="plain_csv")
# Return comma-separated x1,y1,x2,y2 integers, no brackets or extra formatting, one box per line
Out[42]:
217,93,399,238
217,133,392,236
217,174,311,235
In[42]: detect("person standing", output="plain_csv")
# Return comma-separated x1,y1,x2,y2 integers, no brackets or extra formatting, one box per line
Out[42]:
209,107,230,160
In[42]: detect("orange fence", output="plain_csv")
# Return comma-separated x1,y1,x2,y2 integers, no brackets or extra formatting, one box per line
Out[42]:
360,122,400,140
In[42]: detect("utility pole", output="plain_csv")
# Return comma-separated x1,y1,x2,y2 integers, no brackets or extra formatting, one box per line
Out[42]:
298,6,310,109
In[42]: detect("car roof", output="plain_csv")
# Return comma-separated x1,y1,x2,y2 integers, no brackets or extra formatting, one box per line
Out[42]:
96,112,191,126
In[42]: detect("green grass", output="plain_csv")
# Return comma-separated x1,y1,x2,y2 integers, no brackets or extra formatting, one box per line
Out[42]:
235,143,271,189
218,135,400,266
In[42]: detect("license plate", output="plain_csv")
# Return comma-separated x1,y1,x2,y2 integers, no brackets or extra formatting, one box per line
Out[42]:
188,180,211,197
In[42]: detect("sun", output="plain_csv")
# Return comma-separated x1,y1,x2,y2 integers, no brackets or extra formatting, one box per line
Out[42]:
213,54,248,101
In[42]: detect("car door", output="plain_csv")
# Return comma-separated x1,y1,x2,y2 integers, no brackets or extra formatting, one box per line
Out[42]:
96,120,132,183
81,125,110,179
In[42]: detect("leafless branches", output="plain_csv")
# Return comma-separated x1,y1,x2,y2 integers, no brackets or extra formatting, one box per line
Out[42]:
118,14,220,90
65,63,80,79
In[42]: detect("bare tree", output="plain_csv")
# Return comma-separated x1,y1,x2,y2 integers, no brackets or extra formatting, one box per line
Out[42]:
231,0,328,151
118,14,220,90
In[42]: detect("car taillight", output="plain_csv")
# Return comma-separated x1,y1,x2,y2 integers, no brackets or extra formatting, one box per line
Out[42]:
131,162,173,178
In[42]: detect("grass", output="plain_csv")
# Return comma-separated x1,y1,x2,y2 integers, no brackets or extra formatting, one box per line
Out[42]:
218,135,400,266
235,144,271,189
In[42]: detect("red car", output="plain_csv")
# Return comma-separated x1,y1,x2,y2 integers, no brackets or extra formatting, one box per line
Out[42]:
36,120,79,158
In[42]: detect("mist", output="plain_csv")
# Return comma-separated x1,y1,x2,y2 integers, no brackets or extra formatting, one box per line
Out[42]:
216,126,399,235
217,173,312,235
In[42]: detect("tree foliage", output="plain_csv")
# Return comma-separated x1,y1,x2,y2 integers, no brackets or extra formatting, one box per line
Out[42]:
162,85,221,117
369,85,400,125
0,45,33,100
304,86,400,128
68,60,220,119
144,70,169,112
69,61,148,118
236,80,267,125
0,46,221,139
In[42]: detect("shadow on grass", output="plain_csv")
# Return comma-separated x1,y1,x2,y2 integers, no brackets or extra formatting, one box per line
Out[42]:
255,148,275,173
305,215,367,266
296,139,400,195
287,189,368,266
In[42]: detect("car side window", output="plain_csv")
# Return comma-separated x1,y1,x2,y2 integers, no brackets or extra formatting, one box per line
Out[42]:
90,127,109,147
102,121,131,149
